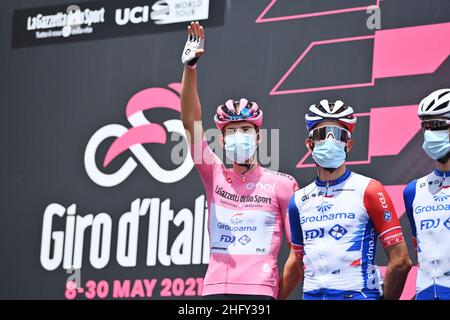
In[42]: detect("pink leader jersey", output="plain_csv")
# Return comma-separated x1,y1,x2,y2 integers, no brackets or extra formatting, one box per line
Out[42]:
190,139,299,298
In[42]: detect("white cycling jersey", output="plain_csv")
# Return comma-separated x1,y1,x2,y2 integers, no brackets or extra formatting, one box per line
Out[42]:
404,169,450,300
289,169,405,300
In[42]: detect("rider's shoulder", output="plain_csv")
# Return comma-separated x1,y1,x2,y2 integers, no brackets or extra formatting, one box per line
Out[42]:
262,168,296,182
261,168,299,193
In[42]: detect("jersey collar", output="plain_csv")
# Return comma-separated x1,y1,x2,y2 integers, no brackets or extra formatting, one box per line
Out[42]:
315,169,351,187
434,168,450,177
226,164,264,182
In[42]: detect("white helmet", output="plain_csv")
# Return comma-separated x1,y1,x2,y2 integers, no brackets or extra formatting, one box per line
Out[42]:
418,89,450,119
305,99,357,133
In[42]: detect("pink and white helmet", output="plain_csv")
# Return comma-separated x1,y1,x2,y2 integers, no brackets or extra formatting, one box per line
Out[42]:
214,98,263,131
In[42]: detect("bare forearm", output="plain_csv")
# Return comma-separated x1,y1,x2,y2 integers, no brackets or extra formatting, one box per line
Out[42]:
279,272,300,299
383,260,411,300
181,66,202,137
180,21,205,142
278,256,303,300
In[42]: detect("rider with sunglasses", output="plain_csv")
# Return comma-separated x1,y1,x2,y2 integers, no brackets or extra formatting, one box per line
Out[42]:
403,89,450,300
288,100,412,300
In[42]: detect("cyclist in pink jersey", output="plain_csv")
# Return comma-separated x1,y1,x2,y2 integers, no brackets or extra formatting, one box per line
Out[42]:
180,22,300,300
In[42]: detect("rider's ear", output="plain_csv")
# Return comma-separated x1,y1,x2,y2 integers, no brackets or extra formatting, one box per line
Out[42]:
305,137,314,151
256,129,263,145
345,139,354,153
219,132,224,146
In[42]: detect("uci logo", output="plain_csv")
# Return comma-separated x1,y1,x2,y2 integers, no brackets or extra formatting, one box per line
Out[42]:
115,6,150,26
84,83,194,187
115,1,210,26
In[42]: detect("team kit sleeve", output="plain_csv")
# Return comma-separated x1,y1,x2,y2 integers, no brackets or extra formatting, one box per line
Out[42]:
288,194,304,260
403,180,418,248
363,180,406,247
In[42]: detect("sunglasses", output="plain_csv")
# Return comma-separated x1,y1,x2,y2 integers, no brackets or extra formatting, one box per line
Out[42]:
309,125,351,143
421,119,450,131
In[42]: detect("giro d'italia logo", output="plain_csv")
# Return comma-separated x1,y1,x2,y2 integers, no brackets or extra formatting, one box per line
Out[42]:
433,192,449,202
84,83,194,187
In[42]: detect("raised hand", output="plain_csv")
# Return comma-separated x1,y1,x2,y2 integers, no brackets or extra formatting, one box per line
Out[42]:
181,21,205,67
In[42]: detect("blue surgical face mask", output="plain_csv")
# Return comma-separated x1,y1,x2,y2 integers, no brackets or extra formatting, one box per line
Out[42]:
224,132,258,163
312,138,347,169
422,130,450,160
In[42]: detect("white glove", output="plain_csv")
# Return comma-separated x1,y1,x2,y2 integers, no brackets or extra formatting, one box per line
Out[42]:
181,34,204,67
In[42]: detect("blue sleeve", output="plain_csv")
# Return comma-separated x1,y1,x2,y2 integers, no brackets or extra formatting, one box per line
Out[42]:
288,194,304,246
403,180,417,238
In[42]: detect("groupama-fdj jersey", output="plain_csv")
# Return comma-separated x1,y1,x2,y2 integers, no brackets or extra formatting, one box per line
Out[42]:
289,169,405,300
404,169,450,300
190,139,298,298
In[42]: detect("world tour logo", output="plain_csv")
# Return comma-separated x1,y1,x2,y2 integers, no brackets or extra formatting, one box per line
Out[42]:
12,0,224,48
